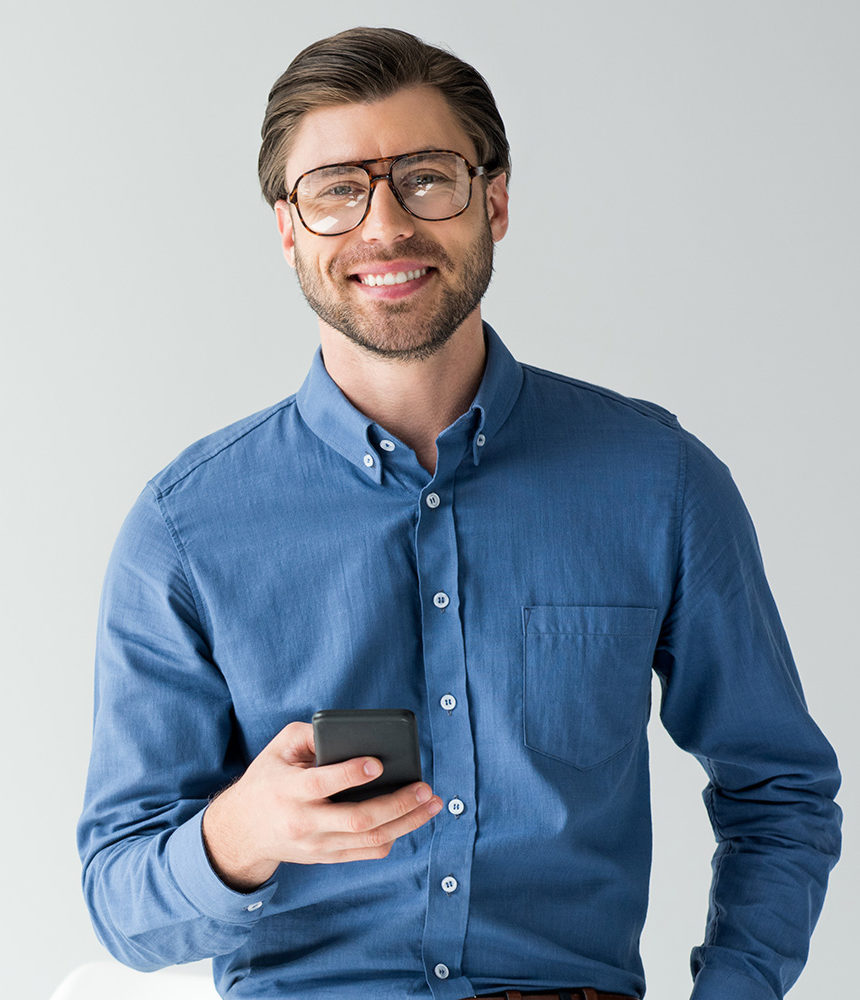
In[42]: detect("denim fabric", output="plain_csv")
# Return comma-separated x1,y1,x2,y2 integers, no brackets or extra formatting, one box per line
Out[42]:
78,323,841,1000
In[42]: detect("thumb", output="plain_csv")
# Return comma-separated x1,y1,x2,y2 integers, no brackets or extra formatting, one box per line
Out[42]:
267,720,315,765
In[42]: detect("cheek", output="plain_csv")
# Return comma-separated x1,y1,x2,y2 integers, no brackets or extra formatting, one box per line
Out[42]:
306,242,348,280
295,242,333,282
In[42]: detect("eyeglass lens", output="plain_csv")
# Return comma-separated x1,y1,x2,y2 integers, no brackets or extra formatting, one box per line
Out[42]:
296,152,472,235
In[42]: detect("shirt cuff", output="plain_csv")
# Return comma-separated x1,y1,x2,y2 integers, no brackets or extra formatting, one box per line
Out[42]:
690,966,778,1000
167,807,279,923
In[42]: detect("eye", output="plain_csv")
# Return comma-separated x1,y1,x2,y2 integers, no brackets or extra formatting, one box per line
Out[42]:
319,183,366,200
301,166,369,203
400,171,454,193
412,172,445,185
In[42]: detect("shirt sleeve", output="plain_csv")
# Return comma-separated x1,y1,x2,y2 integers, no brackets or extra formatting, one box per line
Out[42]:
77,485,279,970
653,428,842,1000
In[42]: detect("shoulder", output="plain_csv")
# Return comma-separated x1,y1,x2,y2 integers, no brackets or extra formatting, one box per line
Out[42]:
519,361,680,431
516,361,740,491
146,395,299,499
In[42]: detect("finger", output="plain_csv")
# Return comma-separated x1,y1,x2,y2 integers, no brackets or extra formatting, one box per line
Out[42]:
324,791,444,853
323,781,437,834
267,721,315,765
327,845,397,863
302,755,385,801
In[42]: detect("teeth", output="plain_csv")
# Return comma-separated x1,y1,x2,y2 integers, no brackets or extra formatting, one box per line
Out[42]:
359,267,428,287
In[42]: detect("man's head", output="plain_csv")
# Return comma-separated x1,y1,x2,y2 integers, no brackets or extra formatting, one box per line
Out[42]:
258,27,511,210
259,28,510,362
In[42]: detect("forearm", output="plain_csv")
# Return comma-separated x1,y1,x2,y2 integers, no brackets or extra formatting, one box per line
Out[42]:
689,792,841,999
82,808,277,970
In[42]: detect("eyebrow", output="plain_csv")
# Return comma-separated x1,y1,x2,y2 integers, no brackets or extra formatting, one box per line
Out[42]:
288,148,473,189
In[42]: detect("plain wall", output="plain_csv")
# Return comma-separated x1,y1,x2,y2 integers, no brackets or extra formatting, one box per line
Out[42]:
1,2,856,997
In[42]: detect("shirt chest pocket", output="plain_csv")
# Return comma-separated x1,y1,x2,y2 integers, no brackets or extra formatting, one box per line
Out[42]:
522,604,657,769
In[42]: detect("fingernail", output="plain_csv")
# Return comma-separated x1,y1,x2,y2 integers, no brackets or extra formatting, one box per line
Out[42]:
364,759,382,777
428,798,443,815
415,785,432,803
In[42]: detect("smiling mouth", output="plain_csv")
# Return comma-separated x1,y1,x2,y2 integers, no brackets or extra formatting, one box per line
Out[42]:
351,267,433,287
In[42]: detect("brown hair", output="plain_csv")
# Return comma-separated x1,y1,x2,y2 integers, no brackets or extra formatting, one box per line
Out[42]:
258,26,510,208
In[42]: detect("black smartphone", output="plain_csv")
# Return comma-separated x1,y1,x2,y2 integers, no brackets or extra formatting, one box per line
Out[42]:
312,708,422,802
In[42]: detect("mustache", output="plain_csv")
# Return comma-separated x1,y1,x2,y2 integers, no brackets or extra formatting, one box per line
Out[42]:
333,237,454,272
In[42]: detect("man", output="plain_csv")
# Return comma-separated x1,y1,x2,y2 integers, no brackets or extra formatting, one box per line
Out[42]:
78,26,841,1000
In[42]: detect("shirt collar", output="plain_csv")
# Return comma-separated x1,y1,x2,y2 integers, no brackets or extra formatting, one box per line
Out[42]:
295,322,523,484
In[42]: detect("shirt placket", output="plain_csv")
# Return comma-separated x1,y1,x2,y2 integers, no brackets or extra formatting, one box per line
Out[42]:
416,427,478,1000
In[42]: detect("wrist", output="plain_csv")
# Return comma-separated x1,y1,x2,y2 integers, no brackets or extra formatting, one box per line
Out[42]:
202,786,277,892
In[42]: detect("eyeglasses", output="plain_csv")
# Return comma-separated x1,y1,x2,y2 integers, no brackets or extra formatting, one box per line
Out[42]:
286,149,487,236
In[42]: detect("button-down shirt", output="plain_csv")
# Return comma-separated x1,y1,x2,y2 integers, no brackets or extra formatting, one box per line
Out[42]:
78,323,841,1000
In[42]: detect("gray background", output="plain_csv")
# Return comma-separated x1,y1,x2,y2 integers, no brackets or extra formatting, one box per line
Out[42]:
1,2,856,997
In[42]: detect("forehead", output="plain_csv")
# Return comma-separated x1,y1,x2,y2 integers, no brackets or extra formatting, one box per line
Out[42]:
286,85,479,184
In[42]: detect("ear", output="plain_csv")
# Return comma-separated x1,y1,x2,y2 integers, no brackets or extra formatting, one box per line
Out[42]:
485,173,509,242
274,199,297,268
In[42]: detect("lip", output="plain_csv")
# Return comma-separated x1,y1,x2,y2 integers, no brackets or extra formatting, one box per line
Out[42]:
350,268,435,300
347,259,437,300
348,259,434,279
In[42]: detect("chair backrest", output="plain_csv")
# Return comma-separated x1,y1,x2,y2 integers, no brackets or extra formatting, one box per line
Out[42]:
48,961,221,1000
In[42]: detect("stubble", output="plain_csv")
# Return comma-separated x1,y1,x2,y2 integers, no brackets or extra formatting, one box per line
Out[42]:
293,216,495,363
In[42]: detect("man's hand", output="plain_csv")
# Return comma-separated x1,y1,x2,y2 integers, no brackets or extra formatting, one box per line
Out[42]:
201,721,443,891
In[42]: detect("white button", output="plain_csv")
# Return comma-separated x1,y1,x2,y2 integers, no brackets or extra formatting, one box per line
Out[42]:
363,453,374,467
245,901,263,911
426,492,440,508
448,797,465,816
441,875,459,894
433,591,449,609
434,964,450,980
476,433,486,447
440,693,457,712
379,439,395,451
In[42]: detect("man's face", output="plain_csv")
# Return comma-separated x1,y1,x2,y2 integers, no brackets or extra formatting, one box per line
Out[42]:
274,86,509,362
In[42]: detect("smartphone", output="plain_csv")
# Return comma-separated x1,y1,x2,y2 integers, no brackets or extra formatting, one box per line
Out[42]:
312,708,422,802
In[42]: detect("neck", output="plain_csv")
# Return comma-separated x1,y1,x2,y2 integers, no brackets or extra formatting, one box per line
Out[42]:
317,311,487,473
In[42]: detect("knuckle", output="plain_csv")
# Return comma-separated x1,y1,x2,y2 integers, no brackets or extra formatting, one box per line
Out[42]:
277,799,315,842
346,807,373,834
360,838,392,859
395,790,416,817
362,825,389,849
304,767,338,801
304,770,326,798
279,721,308,751
281,813,310,842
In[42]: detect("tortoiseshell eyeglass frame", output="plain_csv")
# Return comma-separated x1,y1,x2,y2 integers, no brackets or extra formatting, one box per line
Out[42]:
284,149,488,236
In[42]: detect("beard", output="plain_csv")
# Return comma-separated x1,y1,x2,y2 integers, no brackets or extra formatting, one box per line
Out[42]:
293,213,495,362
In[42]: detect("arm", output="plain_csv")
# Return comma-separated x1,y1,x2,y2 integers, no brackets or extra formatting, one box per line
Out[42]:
77,486,440,970
653,430,841,1000
77,486,273,969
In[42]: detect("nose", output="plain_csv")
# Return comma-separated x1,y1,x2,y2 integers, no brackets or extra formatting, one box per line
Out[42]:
359,175,415,243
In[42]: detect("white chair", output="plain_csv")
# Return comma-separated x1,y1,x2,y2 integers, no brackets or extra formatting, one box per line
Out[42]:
49,961,221,1000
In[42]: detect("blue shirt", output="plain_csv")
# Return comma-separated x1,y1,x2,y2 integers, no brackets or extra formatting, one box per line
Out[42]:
78,323,841,1000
